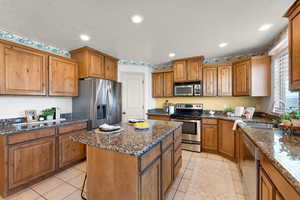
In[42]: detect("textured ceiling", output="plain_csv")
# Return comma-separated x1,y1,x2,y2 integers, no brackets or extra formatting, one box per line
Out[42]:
0,0,295,64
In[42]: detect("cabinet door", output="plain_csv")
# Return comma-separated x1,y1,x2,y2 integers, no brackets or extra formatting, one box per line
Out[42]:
218,64,232,96
163,72,174,97
152,73,164,97
49,56,78,96
187,58,202,81
89,51,105,78
0,45,47,95
202,124,218,152
289,9,300,90
275,191,284,200
140,159,161,200
260,169,274,200
162,145,173,196
218,120,235,160
173,60,187,82
233,60,250,96
8,138,55,189
203,66,218,96
105,56,118,81
59,131,86,168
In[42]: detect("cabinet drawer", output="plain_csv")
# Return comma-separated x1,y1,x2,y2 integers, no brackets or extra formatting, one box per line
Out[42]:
140,144,161,171
202,118,218,125
8,128,55,145
174,158,182,178
58,123,87,134
162,134,173,151
174,145,182,164
147,114,170,121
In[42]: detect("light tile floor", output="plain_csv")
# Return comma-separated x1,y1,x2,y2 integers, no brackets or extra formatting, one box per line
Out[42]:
0,151,245,200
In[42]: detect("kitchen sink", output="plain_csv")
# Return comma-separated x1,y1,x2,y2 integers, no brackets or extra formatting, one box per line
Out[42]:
245,122,275,129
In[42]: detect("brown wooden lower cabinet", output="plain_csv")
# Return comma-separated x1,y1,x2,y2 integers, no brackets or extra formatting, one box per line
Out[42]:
202,124,218,152
59,130,86,168
218,120,235,160
0,122,87,198
141,159,161,200
162,145,173,197
260,155,300,200
86,127,182,200
8,138,55,189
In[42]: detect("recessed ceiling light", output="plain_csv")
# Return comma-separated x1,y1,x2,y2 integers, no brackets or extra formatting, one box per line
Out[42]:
219,43,228,48
258,24,273,31
131,15,143,24
80,34,90,41
169,53,176,58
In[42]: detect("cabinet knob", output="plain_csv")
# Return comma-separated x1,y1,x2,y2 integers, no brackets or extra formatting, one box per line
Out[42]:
122,112,126,115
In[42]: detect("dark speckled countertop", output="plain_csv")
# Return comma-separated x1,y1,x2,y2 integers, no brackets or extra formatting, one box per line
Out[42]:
72,120,182,157
238,122,300,195
0,118,89,135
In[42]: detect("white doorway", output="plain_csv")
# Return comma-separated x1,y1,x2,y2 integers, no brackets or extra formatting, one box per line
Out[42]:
119,72,145,121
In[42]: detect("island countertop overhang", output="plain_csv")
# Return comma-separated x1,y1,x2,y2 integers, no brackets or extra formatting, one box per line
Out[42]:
72,120,183,157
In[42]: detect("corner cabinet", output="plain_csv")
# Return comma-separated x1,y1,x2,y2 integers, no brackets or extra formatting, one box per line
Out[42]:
233,56,271,96
284,1,300,90
0,44,47,95
152,71,174,98
49,56,78,96
70,46,118,81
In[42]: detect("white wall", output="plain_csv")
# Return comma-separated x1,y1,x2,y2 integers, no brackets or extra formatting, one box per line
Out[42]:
0,96,72,119
118,63,155,114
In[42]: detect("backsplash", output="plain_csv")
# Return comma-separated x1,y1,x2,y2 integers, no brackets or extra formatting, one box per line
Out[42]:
155,97,266,111
0,96,72,119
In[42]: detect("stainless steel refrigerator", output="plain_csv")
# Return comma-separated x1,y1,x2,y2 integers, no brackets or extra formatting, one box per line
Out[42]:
72,78,122,129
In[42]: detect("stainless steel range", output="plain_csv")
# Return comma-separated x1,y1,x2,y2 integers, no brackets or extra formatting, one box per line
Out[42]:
171,103,203,152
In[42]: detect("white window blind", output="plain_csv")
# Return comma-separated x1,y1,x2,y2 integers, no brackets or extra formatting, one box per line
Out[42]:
273,50,299,113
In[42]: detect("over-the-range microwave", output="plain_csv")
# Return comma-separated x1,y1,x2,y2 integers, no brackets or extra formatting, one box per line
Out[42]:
174,82,202,96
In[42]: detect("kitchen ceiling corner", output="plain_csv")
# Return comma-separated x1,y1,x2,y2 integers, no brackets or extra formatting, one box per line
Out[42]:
0,0,294,65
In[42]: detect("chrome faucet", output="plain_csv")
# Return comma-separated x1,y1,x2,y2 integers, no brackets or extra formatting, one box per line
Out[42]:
272,100,286,113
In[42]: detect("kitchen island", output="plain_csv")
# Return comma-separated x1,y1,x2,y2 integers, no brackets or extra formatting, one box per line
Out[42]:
73,120,182,200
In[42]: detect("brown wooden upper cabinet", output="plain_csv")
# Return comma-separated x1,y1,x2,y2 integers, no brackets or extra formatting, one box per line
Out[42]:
233,56,271,96
152,72,164,97
152,71,174,98
0,43,47,95
70,46,118,81
284,1,300,90
105,56,118,81
49,56,78,96
173,57,203,82
187,57,203,81
173,60,187,82
203,66,218,96
218,64,232,96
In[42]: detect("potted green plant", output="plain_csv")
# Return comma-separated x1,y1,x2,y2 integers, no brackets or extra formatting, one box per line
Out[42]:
42,108,55,120
279,113,291,126
224,107,234,116
291,109,300,126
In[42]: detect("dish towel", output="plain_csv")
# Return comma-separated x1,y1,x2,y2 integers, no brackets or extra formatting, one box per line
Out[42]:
232,120,243,131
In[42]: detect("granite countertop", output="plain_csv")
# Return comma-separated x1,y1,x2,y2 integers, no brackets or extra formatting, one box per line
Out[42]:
201,114,273,123
0,118,89,135
72,120,182,157
238,122,300,195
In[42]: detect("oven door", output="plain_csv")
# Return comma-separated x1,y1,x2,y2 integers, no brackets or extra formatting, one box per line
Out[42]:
174,85,193,96
172,119,201,142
